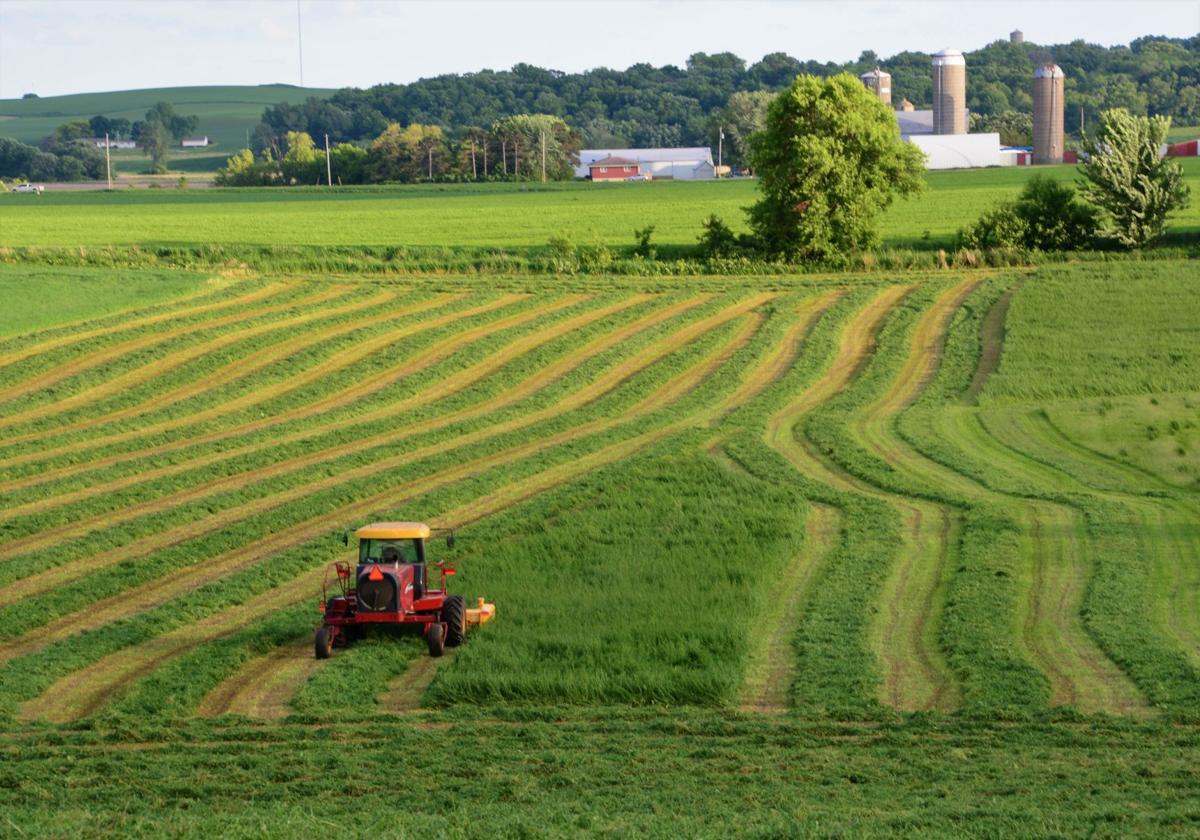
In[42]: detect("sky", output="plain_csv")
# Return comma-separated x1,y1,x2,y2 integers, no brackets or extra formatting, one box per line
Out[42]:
0,0,1197,99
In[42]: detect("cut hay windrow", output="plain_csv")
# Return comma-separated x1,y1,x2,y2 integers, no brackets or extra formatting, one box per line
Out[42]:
0,281,305,409
0,292,535,482
187,294,846,718
0,278,263,372
0,300,768,664
0,292,706,529
0,286,401,444
16,303,777,720
0,294,651,561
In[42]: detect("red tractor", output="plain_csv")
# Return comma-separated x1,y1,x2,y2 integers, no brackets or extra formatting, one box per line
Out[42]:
315,521,495,659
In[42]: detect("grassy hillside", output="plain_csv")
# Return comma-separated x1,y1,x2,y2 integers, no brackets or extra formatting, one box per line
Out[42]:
0,84,333,150
2,159,1197,252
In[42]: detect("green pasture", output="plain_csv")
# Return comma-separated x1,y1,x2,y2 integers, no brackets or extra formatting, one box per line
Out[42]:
0,84,333,150
3,159,1198,252
0,204,1199,833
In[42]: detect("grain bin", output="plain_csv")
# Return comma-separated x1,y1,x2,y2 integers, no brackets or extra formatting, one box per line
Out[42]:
1033,63,1065,164
1010,29,1024,44
860,67,892,105
932,49,967,135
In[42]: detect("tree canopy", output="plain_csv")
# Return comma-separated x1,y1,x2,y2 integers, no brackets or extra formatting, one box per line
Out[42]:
251,36,1198,153
747,73,925,262
1079,109,1190,247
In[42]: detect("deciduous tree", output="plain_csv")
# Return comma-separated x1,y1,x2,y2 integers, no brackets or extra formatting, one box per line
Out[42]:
1079,108,1190,247
748,73,925,262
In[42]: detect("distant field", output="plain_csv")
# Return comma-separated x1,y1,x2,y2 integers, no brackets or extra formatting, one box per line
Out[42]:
0,84,333,150
3,159,1196,251
1167,124,1200,142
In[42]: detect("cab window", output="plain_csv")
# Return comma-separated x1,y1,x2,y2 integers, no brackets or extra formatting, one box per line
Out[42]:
360,538,425,564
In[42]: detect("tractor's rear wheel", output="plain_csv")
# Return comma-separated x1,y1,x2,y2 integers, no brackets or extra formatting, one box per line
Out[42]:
442,595,466,647
314,626,333,660
427,622,446,657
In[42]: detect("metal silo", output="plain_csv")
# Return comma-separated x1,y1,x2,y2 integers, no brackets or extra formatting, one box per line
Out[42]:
1010,29,1024,44
860,67,892,105
932,49,967,135
1033,63,1065,164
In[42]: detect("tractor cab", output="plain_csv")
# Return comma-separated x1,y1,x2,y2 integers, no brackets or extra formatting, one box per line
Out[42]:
315,521,495,660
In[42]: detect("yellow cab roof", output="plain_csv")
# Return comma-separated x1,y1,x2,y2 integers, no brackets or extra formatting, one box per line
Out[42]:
355,521,431,540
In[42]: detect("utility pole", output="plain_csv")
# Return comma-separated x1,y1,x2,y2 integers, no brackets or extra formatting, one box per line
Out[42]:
1079,105,1084,136
483,142,488,177
428,145,433,180
717,126,723,178
104,133,112,189
514,142,519,179
471,140,477,179
324,133,332,187
501,139,507,175
296,0,305,88
540,130,546,183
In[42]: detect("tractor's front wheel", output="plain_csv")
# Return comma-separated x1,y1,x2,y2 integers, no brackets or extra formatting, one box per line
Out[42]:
427,622,446,657
442,595,466,647
314,626,333,660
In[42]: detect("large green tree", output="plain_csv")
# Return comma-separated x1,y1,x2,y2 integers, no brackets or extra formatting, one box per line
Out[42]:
1079,108,1190,248
747,73,925,262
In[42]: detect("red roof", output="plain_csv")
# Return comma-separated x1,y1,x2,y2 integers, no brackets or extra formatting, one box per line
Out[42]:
588,156,637,167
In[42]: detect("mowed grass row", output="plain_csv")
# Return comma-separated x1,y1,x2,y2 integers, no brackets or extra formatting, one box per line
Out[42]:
6,295,806,719
0,280,845,718
2,262,1199,722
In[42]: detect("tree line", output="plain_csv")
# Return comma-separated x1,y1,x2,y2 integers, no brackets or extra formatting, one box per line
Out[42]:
249,36,1197,169
217,114,580,186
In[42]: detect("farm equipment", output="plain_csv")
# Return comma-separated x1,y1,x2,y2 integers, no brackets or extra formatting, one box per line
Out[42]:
315,521,495,659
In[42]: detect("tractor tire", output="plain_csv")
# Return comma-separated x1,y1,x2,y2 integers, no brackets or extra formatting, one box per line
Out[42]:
427,622,446,657
314,626,333,660
442,595,466,647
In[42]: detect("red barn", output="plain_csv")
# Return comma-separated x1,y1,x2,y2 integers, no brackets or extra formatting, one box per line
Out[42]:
588,155,640,181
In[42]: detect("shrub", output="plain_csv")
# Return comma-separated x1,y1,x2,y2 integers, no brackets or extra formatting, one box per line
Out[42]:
632,225,656,259
960,176,1098,252
697,215,740,259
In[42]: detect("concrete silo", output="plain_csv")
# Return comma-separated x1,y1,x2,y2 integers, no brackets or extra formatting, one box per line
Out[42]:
860,67,892,106
1032,63,1065,164
932,49,967,135
1010,29,1025,44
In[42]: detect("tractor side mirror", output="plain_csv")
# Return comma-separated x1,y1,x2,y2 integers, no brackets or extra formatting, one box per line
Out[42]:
342,531,350,547
446,532,456,549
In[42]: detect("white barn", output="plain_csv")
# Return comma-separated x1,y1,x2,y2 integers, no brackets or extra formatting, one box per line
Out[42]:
576,147,715,180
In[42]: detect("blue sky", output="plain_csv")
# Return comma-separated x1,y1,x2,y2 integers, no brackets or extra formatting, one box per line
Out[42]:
1,0,1197,99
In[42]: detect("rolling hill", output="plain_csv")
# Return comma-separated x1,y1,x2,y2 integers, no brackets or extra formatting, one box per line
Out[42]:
0,84,334,151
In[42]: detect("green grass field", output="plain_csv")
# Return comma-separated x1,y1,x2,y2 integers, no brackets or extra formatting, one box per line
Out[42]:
0,164,1198,834
2,159,1198,255
0,84,333,151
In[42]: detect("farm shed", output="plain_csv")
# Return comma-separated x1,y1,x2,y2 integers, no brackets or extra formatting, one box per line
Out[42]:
181,136,210,148
904,132,1003,169
576,147,716,180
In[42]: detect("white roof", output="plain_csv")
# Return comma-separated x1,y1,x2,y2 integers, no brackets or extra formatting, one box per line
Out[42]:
580,147,714,165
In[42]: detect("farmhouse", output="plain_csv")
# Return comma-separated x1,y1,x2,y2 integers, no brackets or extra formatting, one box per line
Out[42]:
576,147,715,180
588,156,641,181
181,136,210,148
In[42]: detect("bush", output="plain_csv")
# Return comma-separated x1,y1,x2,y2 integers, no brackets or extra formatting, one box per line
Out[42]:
697,215,740,259
1013,176,1099,251
960,176,1098,252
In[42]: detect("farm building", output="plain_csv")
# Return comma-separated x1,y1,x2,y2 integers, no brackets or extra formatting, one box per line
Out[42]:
587,156,642,181
82,138,136,150
181,136,210,148
576,147,715,180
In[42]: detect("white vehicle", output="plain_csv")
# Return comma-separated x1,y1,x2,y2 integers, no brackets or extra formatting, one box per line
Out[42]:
626,174,652,182
11,183,44,193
